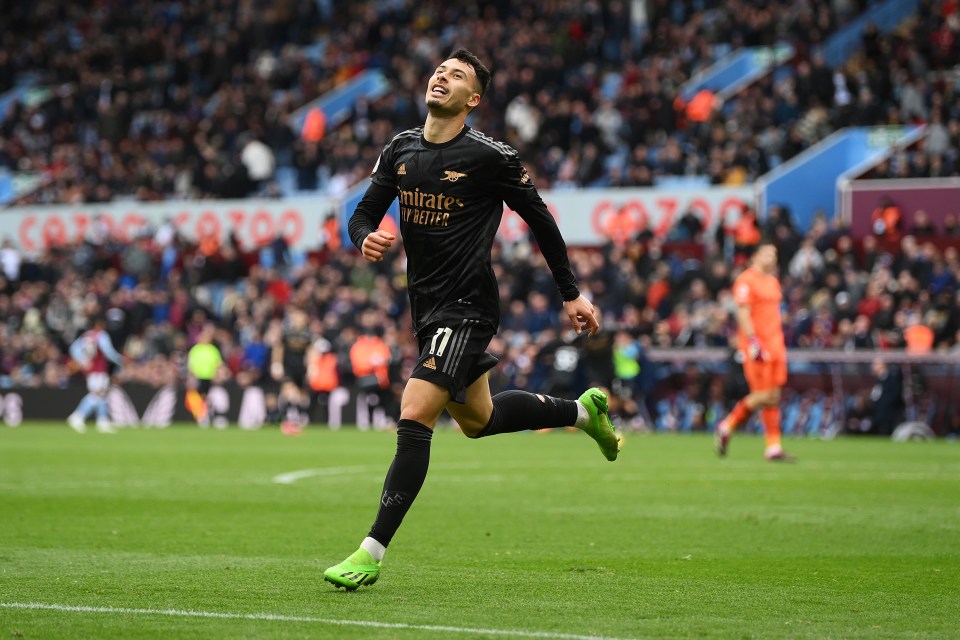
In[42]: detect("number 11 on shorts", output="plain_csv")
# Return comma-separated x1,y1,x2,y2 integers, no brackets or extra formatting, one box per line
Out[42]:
429,327,453,357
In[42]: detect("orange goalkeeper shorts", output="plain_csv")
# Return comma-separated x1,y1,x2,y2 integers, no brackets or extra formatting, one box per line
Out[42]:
742,357,787,392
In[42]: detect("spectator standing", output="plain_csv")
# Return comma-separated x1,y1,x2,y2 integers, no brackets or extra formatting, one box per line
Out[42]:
911,209,937,236
870,359,904,435
307,338,340,425
871,196,902,240
349,328,394,428
733,208,762,262
0,239,21,282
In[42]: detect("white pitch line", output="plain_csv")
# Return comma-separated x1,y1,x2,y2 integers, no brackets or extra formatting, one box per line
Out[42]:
271,461,486,485
271,466,373,484
0,602,633,640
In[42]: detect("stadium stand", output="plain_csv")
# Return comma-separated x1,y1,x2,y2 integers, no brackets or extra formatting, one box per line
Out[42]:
0,1,958,437
3,0,958,204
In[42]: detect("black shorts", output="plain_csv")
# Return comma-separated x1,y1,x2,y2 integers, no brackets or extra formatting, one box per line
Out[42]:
283,360,307,388
411,318,499,404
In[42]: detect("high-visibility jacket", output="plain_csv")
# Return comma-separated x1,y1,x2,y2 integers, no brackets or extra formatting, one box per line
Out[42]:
350,336,391,388
307,351,339,392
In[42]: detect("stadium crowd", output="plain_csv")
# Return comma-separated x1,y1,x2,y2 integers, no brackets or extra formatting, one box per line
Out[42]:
2,0,959,206
1,204,958,402
1,1,959,435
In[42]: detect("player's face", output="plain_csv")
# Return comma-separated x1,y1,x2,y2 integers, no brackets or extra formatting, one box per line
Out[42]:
289,309,306,328
425,58,481,115
755,245,778,272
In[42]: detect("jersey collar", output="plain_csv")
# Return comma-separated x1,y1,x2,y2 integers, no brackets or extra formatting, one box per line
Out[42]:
420,125,471,150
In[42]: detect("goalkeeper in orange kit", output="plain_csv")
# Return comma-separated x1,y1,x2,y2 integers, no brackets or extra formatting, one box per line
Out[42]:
715,242,794,461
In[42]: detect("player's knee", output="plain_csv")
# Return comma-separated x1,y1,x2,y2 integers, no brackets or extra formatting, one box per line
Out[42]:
456,406,495,439
399,396,445,427
399,407,436,427
460,420,486,438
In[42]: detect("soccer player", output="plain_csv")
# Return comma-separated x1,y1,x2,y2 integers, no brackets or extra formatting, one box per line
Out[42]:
324,49,621,590
277,377,311,435
715,242,794,461
186,323,222,428
270,306,312,409
67,317,124,434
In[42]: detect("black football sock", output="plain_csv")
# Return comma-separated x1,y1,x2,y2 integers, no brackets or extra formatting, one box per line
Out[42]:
470,390,579,438
367,419,433,547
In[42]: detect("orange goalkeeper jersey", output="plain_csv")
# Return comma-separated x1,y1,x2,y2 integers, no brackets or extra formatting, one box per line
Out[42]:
733,267,786,358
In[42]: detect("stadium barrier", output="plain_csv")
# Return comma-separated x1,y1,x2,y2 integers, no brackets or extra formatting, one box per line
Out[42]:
0,383,396,431
4,350,957,437
644,348,959,436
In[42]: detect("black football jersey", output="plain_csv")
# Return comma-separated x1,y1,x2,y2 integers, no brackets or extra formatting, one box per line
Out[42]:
282,326,312,359
348,125,579,334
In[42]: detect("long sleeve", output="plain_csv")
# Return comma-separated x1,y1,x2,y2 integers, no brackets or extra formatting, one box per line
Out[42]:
515,197,580,301
493,154,580,301
347,181,398,250
69,338,89,367
97,331,123,365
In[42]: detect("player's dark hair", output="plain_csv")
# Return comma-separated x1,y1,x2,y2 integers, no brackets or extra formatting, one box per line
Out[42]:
449,48,491,97
746,240,777,259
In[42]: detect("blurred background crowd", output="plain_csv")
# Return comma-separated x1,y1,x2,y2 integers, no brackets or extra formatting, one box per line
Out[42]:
1,205,958,429
2,0,959,204
1,0,959,435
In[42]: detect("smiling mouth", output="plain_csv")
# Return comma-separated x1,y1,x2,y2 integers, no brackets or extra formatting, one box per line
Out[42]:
430,85,448,96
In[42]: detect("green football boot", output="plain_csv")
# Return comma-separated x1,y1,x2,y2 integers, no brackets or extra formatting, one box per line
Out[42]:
323,548,381,591
578,387,622,462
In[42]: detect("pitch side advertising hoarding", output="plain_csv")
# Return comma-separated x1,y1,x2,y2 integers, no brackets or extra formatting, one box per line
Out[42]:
1,186,753,252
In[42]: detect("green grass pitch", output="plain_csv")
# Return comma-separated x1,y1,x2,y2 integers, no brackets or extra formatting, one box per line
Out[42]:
1,424,958,639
